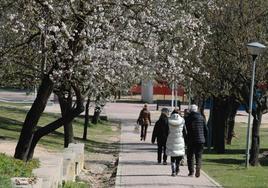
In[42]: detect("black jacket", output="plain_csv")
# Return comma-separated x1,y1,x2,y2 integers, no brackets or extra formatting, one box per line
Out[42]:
151,114,169,145
185,112,208,144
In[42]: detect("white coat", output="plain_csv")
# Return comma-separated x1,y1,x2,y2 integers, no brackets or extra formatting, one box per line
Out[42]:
166,113,185,157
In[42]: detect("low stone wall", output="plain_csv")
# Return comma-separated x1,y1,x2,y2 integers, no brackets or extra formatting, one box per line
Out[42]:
11,143,84,188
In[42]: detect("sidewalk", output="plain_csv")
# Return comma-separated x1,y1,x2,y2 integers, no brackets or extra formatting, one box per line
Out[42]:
115,120,222,188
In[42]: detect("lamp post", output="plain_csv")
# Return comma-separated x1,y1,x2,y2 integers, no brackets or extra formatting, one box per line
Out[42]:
245,42,266,168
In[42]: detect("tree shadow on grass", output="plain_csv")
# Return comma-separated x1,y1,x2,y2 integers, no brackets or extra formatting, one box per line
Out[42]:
204,148,245,155
0,106,28,114
0,116,23,132
259,157,268,166
0,116,23,126
75,137,120,154
0,116,65,137
0,113,120,155
203,158,244,166
40,135,120,155
259,150,268,166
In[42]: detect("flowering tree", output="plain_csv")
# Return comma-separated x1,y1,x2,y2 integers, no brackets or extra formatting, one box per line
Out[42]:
1,0,212,161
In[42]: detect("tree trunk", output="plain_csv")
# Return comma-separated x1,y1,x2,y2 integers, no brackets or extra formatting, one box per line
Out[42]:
14,74,53,161
226,97,240,145
239,78,267,166
118,90,121,99
211,96,228,154
249,108,262,166
92,106,101,124
206,98,213,150
83,97,91,140
58,91,74,148
92,96,101,125
26,86,84,160
198,96,206,121
27,105,84,160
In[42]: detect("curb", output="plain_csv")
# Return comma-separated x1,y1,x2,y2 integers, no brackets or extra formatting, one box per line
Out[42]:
201,170,223,187
115,121,123,188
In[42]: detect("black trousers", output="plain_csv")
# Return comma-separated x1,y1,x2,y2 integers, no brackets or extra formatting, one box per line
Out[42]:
157,144,167,163
187,143,204,173
140,124,148,140
171,156,183,172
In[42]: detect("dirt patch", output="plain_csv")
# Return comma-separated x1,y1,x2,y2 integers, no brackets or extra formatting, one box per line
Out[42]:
0,139,59,158
78,123,120,188
79,156,118,188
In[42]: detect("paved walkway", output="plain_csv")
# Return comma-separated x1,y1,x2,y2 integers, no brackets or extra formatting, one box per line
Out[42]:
103,103,221,187
0,90,244,187
115,119,221,188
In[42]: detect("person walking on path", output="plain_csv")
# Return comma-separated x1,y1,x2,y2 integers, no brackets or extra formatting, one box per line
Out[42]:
151,108,169,165
137,104,151,141
166,113,186,176
185,104,208,178
171,108,180,115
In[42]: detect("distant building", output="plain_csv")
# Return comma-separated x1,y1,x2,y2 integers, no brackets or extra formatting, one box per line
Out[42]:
131,80,185,103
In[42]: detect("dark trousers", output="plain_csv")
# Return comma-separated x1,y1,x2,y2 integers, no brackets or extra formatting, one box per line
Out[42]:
187,143,204,173
157,144,167,163
140,124,148,140
171,156,183,173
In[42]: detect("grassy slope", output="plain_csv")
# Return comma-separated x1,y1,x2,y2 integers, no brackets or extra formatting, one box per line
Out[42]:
0,103,119,188
0,104,119,151
203,123,268,188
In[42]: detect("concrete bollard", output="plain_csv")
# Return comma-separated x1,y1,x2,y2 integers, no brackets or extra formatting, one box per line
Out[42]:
39,156,63,186
62,151,76,182
67,143,85,174
11,177,42,188
33,167,59,188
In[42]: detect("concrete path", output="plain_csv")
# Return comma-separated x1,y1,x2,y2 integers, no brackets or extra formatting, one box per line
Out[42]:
115,120,221,188
102,103,221,188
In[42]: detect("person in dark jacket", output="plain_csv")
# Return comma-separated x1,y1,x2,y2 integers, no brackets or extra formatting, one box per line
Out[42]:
151,108,169,164
185,104,208,178
137,104,151,141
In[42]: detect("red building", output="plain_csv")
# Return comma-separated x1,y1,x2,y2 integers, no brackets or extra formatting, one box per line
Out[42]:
130,81,185,101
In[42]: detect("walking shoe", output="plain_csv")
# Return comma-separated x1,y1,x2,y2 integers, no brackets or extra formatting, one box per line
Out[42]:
195,168,200,178
171,172,176,177
188,172,194,177
163,161,167,165
175,167,180,175
180,159,184,166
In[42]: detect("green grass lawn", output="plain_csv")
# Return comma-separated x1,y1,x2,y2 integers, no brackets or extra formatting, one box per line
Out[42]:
0,102,119,188
203,123,268,188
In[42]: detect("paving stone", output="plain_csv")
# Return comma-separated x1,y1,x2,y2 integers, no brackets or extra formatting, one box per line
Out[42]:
115,120,222,188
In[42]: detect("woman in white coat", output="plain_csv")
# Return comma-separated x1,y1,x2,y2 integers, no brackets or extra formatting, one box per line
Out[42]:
166,112,186,176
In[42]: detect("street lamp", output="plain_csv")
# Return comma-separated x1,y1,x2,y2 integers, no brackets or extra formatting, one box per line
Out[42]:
245,42,266,168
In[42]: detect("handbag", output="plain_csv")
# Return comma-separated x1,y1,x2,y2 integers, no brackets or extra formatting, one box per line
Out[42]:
137,117,144,125
134,123,139,132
